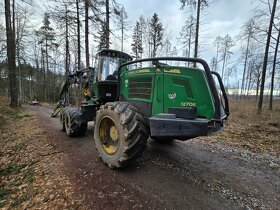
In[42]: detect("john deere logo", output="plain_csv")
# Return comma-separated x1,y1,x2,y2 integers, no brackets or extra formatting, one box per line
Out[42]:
168,93,176,100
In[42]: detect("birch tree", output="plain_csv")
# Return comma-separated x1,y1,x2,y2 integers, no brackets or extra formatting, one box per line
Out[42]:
219,34,234,84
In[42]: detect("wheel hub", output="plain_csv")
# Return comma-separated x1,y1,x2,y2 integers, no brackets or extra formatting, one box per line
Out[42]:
110,126,118,141
99,117,119,155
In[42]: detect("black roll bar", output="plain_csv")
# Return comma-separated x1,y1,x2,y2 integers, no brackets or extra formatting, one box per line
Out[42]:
211,71,230,117
117,57,225,120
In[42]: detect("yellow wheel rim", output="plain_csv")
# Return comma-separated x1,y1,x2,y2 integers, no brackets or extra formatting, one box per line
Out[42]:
99,117,119,155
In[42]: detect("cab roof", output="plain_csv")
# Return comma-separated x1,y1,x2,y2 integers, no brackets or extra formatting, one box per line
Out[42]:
97,49,133,61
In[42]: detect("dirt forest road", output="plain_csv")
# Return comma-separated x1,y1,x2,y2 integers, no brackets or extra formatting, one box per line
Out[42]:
28,105,280,210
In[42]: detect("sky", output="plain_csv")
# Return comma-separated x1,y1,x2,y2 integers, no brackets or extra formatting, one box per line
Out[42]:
117,0,261,57
118,0,266,60
114,0,265,86
0,0,267,86
20,0,263,62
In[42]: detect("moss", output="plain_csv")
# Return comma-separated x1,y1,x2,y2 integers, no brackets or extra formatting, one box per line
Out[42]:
11,190,38,207
23,168,35,182
0,163,28,176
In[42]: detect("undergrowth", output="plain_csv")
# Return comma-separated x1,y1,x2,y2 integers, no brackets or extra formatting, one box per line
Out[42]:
0,98,32,128
213,98,280,154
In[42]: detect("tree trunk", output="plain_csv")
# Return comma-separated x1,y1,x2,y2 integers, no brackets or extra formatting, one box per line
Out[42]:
45,36,50,102
121,20,124,51
221,52,226,83
215,39,219,72
105,0,110,48
246,65,253,96
17,44,22,102
30,67,33,100
258,0,277,113
256,76,260,101
41,45,46,101
5,0,18,107
269,27,280,110
16,13,23,102
188,24,192,67
85,0,90,67
65,6,70,77
76,0,81,70
241,34,250,98
194,0,201,68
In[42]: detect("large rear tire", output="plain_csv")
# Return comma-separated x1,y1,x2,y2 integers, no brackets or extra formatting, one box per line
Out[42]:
60,108,66,132
64,108,87,137
77,122,88,136
94,102,149,168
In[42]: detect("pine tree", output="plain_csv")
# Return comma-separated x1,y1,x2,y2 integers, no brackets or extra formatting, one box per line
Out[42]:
97,21,107,51
150,13,164,57
131,21,143,60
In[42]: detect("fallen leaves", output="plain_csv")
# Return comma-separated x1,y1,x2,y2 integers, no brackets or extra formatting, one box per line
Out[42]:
0,103,80,209
208,99,280,154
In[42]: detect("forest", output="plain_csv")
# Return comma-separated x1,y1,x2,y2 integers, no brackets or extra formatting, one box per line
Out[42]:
1,1,280,209
1,0,280,112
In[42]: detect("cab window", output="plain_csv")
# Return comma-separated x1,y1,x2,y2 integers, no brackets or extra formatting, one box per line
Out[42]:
97,56,119,81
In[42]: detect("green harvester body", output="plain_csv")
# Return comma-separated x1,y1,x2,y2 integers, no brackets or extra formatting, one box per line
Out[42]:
57,49,229,168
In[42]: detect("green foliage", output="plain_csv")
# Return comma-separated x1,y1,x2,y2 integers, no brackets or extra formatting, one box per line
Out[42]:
36,13,55,43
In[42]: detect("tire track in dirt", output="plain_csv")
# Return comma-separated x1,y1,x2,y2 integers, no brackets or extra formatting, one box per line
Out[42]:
29,105,280,209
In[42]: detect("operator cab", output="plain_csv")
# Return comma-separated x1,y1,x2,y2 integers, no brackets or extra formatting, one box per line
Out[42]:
94,49,132,103
97,55,119,81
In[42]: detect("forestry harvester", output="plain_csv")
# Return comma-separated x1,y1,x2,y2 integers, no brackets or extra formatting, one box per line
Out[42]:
53,49,229,168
